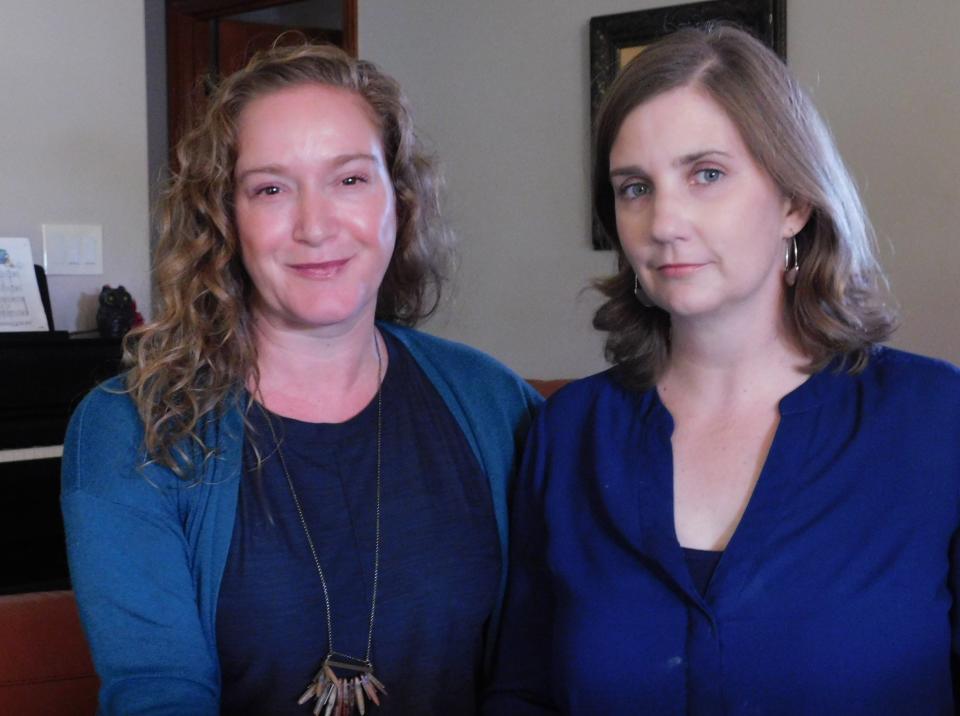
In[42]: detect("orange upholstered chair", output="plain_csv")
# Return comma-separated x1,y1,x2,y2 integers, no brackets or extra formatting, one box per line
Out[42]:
0,590,98,715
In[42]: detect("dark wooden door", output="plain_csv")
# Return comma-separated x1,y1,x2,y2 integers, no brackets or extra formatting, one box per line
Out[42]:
217,18,342,76
166,0,357,156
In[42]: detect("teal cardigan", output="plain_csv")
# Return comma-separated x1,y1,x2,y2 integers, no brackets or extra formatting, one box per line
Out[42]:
61,324,542,715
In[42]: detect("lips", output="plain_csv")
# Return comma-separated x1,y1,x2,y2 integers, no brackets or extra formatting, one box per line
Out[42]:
656,263,707,278
288,258,351,279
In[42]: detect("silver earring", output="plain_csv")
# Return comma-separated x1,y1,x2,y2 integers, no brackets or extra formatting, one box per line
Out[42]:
633,274,654,307
784,235,799,287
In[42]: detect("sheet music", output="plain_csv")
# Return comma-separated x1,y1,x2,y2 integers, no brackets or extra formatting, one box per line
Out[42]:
0,237,50,332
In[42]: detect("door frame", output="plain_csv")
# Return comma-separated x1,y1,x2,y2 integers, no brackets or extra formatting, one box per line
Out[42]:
165,0,357,151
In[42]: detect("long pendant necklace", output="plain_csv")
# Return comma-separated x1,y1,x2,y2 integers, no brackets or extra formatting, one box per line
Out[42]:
262,333,387,716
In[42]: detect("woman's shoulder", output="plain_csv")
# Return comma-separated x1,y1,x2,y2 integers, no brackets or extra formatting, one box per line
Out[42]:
544,369,618,407
62,375,151,495
379,323,541,405
840,347,960,430
63,376,244,499
869,345,960,373
864,346,960,396
538,368,653,430
382,323,514,375
67,374,141,442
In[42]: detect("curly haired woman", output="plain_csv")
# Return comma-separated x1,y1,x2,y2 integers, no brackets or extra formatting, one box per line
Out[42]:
63,44,539,716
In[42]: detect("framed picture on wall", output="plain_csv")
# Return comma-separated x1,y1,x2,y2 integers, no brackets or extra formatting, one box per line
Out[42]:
588,0,787,248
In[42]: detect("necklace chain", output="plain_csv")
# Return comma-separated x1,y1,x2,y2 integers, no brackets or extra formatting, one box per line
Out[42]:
262,332,383,667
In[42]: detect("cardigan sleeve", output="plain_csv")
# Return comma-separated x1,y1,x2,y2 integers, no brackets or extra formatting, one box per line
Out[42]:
60,385,219,716
482,409,561,715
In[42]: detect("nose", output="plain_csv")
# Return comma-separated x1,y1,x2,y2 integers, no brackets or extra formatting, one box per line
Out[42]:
649,187,688,244
293,188,339,244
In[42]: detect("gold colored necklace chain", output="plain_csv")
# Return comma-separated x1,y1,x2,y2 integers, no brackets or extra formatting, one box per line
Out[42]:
261,332,386,714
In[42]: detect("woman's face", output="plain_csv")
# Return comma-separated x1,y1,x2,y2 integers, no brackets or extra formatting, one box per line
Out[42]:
233,83,396,335
609,85,808,325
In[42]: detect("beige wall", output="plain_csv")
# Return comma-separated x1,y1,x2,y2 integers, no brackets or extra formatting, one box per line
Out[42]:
789,0,960,364
0,1,151,333
360,0,960,378
5,1,956,368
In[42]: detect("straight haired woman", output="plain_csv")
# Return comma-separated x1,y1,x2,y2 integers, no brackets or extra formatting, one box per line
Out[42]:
486,25,960,715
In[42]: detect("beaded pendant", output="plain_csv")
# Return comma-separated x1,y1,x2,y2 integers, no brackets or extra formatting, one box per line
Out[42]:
298,656,387,716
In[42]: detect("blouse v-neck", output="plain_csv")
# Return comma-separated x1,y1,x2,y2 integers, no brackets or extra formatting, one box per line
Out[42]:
629,366,844,606
486,347,960,714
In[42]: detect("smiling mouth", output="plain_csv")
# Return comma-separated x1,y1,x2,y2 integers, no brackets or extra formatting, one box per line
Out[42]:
289,258,351,279
657,263,707,278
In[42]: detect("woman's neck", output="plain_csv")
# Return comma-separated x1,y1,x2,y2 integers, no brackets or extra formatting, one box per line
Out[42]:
659,308,807,417
251,315,385,423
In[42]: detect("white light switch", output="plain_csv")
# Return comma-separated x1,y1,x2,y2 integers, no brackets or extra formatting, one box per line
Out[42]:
42,224,103,275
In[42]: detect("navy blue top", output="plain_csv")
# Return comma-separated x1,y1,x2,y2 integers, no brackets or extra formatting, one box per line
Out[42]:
218,332,501,715
683,548,723,597
485,347,960,715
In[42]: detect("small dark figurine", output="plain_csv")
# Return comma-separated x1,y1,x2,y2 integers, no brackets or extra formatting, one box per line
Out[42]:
96,285,142,339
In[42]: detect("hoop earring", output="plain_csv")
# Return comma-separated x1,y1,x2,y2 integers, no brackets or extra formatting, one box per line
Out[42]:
633,274,654,307
784,235,800,287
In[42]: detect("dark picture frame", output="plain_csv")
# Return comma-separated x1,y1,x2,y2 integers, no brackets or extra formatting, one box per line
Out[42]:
588,0,787,248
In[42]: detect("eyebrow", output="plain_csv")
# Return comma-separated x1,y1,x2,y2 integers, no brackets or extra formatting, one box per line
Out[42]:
236,153,378,182
609,149,732,178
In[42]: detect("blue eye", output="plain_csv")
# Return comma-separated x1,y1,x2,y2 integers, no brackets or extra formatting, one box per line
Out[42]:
693,168,724,184
619,181,650,199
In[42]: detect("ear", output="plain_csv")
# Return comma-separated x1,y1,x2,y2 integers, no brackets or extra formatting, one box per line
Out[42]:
781,197,813,238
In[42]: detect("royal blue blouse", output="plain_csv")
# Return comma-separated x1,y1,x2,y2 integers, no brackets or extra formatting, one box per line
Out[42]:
485,347,960,715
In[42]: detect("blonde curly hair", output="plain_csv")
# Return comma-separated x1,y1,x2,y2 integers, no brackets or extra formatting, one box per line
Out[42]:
125,43,452,475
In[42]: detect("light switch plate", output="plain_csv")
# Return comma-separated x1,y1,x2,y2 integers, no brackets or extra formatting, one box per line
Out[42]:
42,224,103,275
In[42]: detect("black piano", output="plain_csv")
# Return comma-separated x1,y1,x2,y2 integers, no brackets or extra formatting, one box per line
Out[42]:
0,334,123,594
